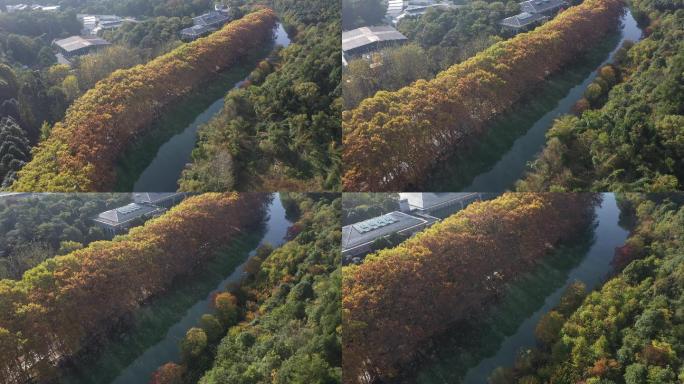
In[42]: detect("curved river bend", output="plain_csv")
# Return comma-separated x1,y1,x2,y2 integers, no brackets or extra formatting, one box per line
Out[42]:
129,24,291,192
426,11,642,192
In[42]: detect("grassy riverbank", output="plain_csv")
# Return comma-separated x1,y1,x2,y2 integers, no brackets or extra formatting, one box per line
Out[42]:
114,44,274,192
58,230,265,384
423,30,622,192
406,230,597,384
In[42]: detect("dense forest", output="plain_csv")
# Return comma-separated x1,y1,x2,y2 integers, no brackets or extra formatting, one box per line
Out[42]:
0,8,183,188
517,2,684,192
0,193,129,279
342,0,385,30
151,193,341,384
342,193,599,383
492,194,684,383
9,9,277,192
0,193,269,382
343,1,519,109
178,0,341,192
342,0,624,191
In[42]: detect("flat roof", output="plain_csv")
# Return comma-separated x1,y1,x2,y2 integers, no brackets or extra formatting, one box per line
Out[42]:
342,26,408,52
520,0,566,13
342,211,428,251
94,203,159,226
399,192,479,211
132,192,184,205
53,36,110,53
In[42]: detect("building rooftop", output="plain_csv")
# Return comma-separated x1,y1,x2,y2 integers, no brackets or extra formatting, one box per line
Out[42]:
501,12,547,28
342,26,408,53
387,0,406,18
342,211,429,252
181,24,214,37
132,192,184,205
94,203,159,226
53,36,110,53
399,193,479,211
193,10,230,26
520,0,566,13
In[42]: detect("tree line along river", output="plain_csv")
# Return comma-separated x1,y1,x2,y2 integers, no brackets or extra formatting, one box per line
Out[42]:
60,194,292,384
424,10,643,192
113,23,291,192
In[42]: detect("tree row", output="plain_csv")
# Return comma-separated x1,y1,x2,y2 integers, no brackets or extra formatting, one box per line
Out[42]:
342,0,624,191
342,193,599,383
10,9,277,192
0,193,270,383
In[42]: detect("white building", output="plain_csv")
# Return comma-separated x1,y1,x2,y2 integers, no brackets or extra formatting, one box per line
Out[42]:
398,193,485,214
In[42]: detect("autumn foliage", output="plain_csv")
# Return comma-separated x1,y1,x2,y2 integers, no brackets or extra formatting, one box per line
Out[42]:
0,193,270,382
9,9,277,192
342,0,624,191
342,193,598,382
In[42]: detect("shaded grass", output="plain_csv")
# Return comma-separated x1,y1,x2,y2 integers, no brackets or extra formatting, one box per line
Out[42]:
57,229,265,384
422,31,622,192
403,229,596,384
113,44,274,192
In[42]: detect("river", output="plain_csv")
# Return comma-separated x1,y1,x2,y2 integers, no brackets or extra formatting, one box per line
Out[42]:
413,193,630,383
61,193,293,384
121,24,291,192
424,10,642,192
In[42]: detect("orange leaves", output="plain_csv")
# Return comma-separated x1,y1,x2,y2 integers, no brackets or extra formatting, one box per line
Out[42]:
342,0,624,191
11,10,277,192
0,193,270,381
342,193,598,382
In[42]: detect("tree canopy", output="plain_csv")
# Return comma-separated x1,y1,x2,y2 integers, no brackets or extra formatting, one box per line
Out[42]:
342,0,624,191
9,9,278,192
343,193,598,382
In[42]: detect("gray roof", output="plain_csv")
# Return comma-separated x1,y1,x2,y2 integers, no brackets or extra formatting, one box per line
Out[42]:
193,10,230,27
520,0,566,14
501,12,547,27
53,36,110,53
94,203,159,226
342,211,428,251
181,24,214,37
132,192,183,205
342,26,408,52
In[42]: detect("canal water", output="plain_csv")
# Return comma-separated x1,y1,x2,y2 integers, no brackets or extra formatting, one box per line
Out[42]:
425,10,642,192
414,194,630,383
120,24,291,192
61,194,293,384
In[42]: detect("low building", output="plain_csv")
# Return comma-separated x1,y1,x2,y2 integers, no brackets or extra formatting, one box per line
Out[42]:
93,193,186,236
342,211,435,261
180,10,231,40
53,36,110,58
132,192,186,209
32,4,60,11
342,26,408,64
501,0,566,33
387,0,408,20
6,4,28,12
78,14,135,36
93,203,164,235
520,0,567,15
394,3,457,24
500,12,548,32
7,4,60,12
398,193,485,215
